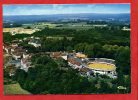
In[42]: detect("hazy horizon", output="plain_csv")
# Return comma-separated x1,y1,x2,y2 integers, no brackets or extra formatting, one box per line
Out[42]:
3,12,130,17
3,4,130,16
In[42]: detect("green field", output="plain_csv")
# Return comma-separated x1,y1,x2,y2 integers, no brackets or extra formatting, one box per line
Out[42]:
4,83,31,95
54,24,94,30
46,36,73,40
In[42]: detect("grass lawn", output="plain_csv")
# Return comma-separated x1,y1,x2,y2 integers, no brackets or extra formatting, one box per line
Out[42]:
4,83,31,95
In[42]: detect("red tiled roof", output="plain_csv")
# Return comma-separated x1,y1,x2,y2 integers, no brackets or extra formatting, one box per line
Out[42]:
4,45,12,49
51,52,62,58
68,58,81,66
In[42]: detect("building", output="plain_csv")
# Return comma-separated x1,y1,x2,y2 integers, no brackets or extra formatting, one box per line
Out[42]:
122,27,131,31
3,43,19,54
61,55,68,60
11,47,26,60
28,39,41,47
68,58,83,69
23,52,30,59
3,45,11,54
87,62,117,78
50,52,62,59
21,56,32,72
66,53,117,78
94,58,115,64
76,52,87,59
12,52,22,60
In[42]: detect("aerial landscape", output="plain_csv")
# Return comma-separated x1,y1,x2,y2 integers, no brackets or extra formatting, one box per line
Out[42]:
3,4,130,94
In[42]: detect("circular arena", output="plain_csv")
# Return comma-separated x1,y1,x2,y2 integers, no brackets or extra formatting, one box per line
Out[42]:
86,58,117,78
87,62,116,71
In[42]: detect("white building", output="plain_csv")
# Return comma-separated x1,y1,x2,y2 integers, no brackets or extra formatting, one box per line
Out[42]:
61,55,68,60
21,58,31,72
28,42,41,47
28,38,41,47
122,27,131,31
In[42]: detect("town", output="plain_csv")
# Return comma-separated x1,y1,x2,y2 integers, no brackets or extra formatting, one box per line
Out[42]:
3,36,117,78
3,22,130,94
3,4,130,94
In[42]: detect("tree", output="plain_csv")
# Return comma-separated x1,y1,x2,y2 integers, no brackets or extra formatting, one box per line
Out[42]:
115,46,130,75
74,43,88,52
93,43,103,58
66,46,73,52
84,44,94,58
98,80,111,93
14,69,27,86
3,32,13,43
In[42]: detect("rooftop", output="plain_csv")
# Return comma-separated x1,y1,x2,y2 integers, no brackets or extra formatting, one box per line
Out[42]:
76,53,87,58
68,58,81,66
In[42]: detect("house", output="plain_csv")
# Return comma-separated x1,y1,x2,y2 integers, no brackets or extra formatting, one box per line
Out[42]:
122,26,131,31
10,43,19,52
11,43,18,47
12,52,22,60
67,53,84,69
50,52,62,59
61,55,68,60
31,36,40,40
21,57,32,72
3,43,19,54
3,45,11,54
68,58,83,69
76,52,87,59
11,47,26,60
23,52,30,59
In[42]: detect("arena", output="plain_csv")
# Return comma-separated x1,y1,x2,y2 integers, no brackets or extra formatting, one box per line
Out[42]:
87,58,117,78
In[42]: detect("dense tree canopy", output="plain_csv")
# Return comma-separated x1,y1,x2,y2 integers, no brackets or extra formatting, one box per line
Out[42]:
14,55,128,94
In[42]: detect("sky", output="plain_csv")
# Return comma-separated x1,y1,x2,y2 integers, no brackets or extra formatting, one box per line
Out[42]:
3,4,130,16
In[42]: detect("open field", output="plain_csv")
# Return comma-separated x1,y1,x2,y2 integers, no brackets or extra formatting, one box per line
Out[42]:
54,25,93,30
23,22,106,30
4,83,31,95
46,36,73,40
